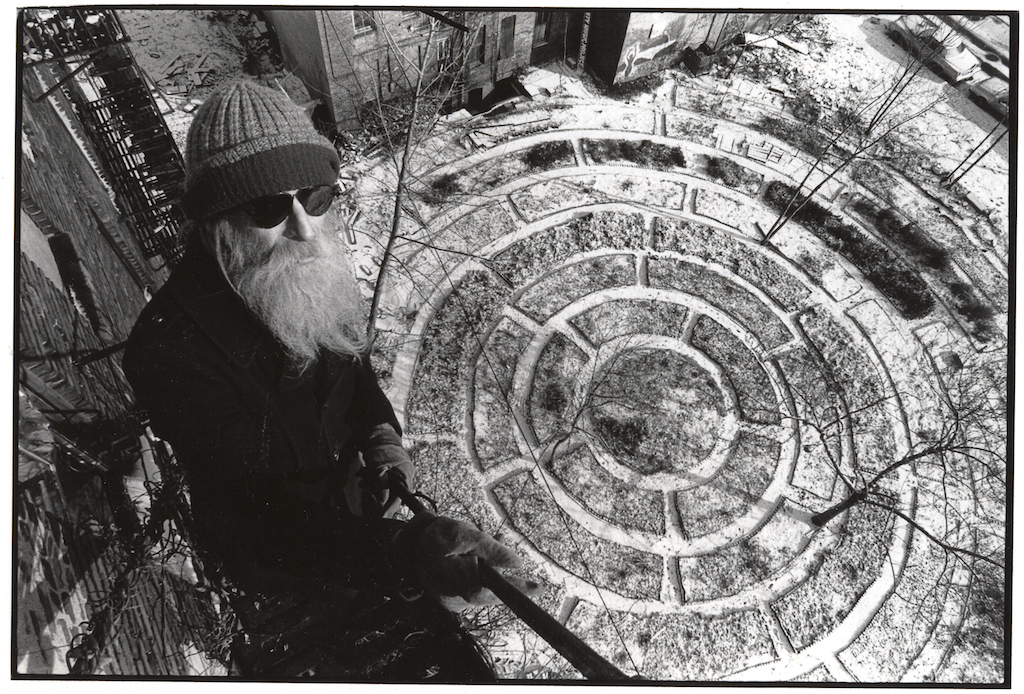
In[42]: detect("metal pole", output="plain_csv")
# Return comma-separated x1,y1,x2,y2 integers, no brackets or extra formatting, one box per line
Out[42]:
389,475,631,681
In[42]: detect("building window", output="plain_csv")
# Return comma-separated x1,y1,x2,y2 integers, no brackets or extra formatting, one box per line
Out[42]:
437,36,453,73
353,10,375,34
475,25,487,63
498,15,516,60
533,11,552,45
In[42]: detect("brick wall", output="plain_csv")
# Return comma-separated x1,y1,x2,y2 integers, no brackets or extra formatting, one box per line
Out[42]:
18,48,225,675
16,462,225,676
463,11,536,96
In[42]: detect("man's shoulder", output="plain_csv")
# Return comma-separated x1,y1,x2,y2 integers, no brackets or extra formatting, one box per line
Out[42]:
123,253,215,374
125,247,225,355
123,283,194,374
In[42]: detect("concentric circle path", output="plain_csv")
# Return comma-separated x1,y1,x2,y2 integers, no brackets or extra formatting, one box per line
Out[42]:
365,95,1004,681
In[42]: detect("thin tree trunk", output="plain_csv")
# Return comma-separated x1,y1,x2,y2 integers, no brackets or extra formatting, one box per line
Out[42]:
810,488,868,527
365,22,434,349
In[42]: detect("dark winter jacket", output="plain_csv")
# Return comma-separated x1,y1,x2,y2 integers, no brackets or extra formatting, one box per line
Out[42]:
123,246,415,596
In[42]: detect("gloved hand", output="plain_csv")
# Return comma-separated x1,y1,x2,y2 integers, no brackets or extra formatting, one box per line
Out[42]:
360,424,416,518
414,517,541,611
375,460,415,518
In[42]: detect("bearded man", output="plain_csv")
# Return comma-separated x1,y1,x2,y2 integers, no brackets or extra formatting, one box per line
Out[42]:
123,81,531,680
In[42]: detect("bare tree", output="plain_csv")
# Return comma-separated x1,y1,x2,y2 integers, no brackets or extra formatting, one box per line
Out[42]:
750,10,1001,251
798,352,1006,575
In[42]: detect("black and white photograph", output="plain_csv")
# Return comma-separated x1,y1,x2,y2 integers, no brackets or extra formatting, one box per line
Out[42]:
14,5,1011,683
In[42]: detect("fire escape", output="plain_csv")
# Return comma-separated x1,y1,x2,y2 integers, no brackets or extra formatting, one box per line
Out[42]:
22,8,187,268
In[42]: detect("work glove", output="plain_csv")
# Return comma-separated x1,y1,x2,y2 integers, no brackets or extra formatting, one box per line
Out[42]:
377,460,415,518
361,424,416,518
413,516,541,611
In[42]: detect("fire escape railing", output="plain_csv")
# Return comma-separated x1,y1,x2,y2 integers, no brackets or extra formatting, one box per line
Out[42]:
22,8,187,268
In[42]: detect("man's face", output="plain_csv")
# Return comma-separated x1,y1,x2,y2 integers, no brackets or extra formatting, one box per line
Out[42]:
213,186,367,365
224,185,337,264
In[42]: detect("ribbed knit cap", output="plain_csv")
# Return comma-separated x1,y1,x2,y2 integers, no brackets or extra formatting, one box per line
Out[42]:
180,80,340,220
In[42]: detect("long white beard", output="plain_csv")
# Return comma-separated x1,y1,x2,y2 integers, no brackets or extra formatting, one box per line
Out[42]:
216,218,368,370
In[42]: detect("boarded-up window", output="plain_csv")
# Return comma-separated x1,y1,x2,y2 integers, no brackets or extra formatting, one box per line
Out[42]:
534,11,552,44
353,10,375,34
475,25,487,63
437,36,453,72
498,15,516,59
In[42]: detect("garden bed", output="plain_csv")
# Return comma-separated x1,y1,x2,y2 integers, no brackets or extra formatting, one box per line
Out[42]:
427,204,518,258
775,348,834,421
705,155,764,196
472,318,533,469
493,211,648,285
570,298,690,346
651,218,810,311
841,538,957,681
648,256,792,350
673,429,779,540
520,139,576,170
548,444,665,533
410,439,500,533
694,188,758,229
444,152,530,197
407,270,509,430
764,181,935,321
584,138,687,171
528,332,589,442
493,474,663,600
588,348,727,474
664,112,718,147
568,603,775,680
511,174,687,223
551,102,657,133
516,254,636,323
509,178,596,222
774,503,893,650
797,306,885,411
690,316,780,425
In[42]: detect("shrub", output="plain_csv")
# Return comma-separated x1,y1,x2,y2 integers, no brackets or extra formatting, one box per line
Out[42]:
764,181,935,320
634,140,686,169
417,172,462,205
706,156,745,187
521,140,574,170
948,282,996,342
535,381,568,414
874,209,949,271
585,139,685,170
850,162,897,202
601,71,664,101
790,92,822,124
758,116,830,157
593,415,646,456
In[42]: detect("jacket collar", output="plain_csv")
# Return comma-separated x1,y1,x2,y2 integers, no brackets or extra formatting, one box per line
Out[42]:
164,245,272,370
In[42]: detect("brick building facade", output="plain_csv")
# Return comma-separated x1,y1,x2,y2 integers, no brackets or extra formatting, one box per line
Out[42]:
581,11,800,86
18,8,220,676
266,9,546,132
265,9,799,134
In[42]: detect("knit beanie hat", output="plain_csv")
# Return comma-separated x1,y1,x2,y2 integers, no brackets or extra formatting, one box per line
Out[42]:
180,80,340,220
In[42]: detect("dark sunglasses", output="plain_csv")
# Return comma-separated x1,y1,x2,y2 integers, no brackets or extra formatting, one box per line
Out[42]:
242,184,338,228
